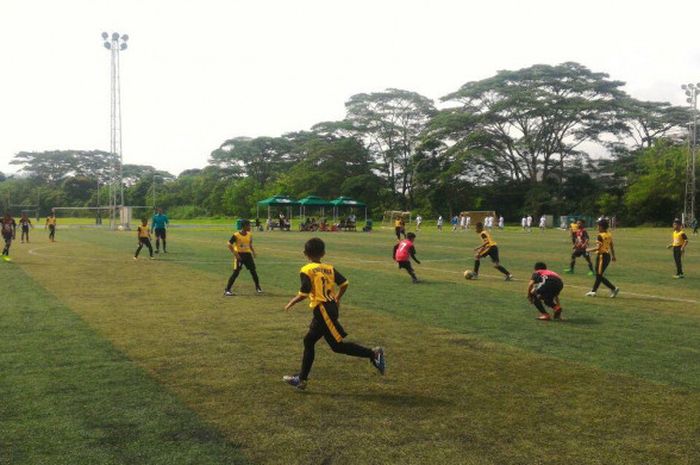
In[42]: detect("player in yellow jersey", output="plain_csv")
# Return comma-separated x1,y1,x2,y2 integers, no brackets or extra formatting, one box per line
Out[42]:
224,220,262,296
394,216,406,240
470,222,513,280
585,218,619,297
282,237,385,390
667,218,688,278
45,212,57,242
133,218,154,259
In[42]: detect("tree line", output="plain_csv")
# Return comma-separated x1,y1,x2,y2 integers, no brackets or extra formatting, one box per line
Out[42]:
0,62,695,225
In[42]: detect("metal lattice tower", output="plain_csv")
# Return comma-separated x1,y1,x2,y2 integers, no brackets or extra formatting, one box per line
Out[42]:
682,83,699,226
102,32,129,229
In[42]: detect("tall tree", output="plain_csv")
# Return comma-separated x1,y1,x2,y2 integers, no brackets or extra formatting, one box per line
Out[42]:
432,62,627,184
344,89,436,200
209,136,293,186
618,98,689,149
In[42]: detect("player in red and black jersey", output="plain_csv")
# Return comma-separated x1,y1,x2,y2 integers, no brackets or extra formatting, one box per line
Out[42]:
527,262,564,321
1,213,17,260
565,219,594,275
393,232,421,283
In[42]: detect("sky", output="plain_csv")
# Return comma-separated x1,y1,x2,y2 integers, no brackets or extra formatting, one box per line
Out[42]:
1,0,699,176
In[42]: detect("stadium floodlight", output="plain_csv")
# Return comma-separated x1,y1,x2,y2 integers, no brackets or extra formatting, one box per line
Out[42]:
682,82,699,226
101,31,129,229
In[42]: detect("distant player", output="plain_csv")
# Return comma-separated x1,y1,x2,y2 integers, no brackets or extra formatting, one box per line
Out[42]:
691,217,698,236
450,215,458,231
498,215,505,229
521,216,527,231
526,215,533,232
282,237,385,390
19,212,32,243
134,218,154,259
224,219,262,296
569,219,579,245
539,215,546,231
667,218,688,278
437,215,444,231
465,214,471,230
394,216,406,240
151,208,169,254
45,212,57,242
527,262,564,321
565,219,594,276
415,215,422,231
1,213,16,261
470,222,513,281
585,219,620,298
393,232,421,283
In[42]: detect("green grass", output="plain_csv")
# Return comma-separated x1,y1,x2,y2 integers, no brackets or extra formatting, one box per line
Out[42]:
2,226,699,464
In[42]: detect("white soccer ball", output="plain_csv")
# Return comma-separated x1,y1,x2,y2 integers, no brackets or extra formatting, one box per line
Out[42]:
117,225,124,231
464,270,476,280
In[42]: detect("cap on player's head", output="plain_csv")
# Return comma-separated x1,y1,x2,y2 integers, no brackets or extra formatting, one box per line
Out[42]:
534,262,547,270
304,237,326,260
406,232,416,241
597,218,609,230
673,218,682,226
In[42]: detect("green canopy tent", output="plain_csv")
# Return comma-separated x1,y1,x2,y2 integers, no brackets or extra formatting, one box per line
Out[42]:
256,195,300,225
330,196,367,222
298,196,333,222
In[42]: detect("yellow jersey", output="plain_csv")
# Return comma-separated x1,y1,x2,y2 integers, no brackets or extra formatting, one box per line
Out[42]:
479,230,497,248
672,230,688,247
570,222,579,232
229,231,252,253
298,262,348,309
394,219,402,228
46,217,56,226
596,231,613,254
138,225,150,238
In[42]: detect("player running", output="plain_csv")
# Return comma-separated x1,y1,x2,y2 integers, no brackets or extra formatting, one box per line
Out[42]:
1,213,17,261
282,237,385,390
667,218,688,278
393,232,421,283
470,222,513,281
224,219,262,296
585,219,620,298
45,212,57,242
134,218,154,259
527,262,564,321
565,219,594,276
151,208,169,254
394,216,406,240
19,212,32,243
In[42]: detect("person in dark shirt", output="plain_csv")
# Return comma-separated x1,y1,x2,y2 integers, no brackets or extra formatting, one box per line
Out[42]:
527,262,564,321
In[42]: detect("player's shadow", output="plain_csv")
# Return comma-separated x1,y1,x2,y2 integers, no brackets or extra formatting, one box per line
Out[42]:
561,317,601,325
310,391,452,408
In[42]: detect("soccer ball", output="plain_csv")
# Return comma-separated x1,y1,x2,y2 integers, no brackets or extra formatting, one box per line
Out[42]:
464,270,476,280
117,225,125,231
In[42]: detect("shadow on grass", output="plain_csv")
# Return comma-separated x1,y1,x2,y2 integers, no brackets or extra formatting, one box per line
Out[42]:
309,390,452,407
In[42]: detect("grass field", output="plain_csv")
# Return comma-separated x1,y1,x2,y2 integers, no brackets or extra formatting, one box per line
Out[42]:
2,224,699,465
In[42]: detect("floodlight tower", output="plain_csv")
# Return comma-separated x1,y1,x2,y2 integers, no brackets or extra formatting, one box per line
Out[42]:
101,31,129,228
682,83,699,226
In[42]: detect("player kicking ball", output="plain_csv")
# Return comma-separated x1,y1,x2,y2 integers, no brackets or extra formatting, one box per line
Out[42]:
527,262,564,321
393,232,421,283
469,222,513,281
282,237,385,390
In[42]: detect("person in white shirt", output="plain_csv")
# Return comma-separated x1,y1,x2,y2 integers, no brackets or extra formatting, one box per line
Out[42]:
521,216,527,231
526,215,533,232
415,215,423,231
437,215,444,231
460,214,467,231
539,215,547,231
498,216,505,229
465,215,471,230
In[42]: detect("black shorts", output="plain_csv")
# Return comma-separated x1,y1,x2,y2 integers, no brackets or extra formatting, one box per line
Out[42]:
535,278,563,306
310,300,348,343
234,252,256,271
154,228,166,239
139,237,151,245
398,260,414,272
2,233,12,243
572,248,589,258
478,246,500,262
21,225,29,232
